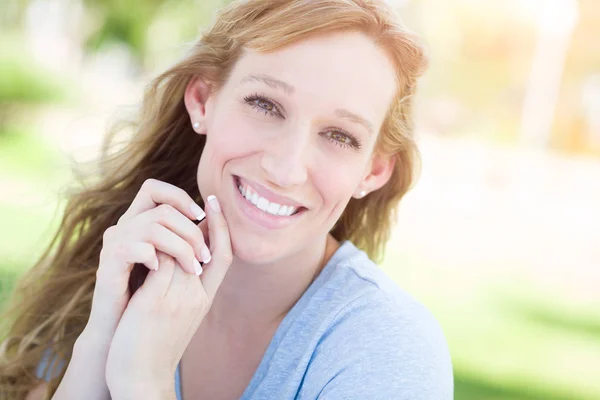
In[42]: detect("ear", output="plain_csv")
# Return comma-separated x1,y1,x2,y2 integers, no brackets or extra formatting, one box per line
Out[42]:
354,152,396,199
184,76,213,135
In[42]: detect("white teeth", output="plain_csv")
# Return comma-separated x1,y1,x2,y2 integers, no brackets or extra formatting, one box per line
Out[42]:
237,181,299,217
257,197,269,211
267,202,280,214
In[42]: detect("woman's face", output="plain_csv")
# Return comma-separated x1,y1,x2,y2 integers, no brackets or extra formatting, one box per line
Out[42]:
187,31,397,263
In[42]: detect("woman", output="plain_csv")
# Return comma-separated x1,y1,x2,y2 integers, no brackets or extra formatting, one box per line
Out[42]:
0,0,453,399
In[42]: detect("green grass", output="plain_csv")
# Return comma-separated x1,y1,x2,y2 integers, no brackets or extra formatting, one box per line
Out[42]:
381,249,600,400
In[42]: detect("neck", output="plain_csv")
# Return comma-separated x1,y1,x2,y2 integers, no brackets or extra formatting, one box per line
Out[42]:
202,234,340,335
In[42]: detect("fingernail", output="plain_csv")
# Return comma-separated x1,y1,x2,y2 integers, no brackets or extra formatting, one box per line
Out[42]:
189,202,206,221
200,246,212,264
193,258,203,276
207,195,220,213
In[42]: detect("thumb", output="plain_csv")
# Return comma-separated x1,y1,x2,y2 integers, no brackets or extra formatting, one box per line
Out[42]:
200,195,233,300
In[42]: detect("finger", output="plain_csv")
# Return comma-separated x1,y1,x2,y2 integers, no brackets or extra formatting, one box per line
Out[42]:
197,219,209,252
98,229,159,281
201,195,233,299
165,257,200,303
142,222,202,275
118,178,206,225
139,251,176,298
143,203,211,264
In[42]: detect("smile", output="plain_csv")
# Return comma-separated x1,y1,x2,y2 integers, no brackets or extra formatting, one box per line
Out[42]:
237,183,298,216
234,176,305,217
232,175,308,230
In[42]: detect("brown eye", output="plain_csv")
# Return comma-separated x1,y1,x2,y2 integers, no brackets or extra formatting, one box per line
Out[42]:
330,132,351,144
324,130,351,145
257,99,274,112
322,130,362,150
243,94,281,117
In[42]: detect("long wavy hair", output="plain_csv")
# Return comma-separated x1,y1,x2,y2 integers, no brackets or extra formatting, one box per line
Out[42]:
0,0,426,398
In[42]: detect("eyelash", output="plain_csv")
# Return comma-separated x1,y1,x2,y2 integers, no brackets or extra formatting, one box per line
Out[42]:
243,93,363,151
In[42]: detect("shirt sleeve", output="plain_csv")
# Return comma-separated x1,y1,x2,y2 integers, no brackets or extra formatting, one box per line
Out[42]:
301,296,454,400
35,348,65,381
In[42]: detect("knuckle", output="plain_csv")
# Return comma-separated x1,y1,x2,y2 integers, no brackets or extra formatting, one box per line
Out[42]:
175,186,191,202
148,223,163,240
116,212,129,226
142,178,157,191
102,225,115,244
155,203,175,220
112,241,130,260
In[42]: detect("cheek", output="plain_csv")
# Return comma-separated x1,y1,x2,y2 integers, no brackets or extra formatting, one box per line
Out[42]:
197,116,262,187
211,113,265,154
204,113,244,157
312,157,363,207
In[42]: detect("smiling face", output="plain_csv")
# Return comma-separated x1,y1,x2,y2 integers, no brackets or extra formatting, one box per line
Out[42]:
185,30,398,264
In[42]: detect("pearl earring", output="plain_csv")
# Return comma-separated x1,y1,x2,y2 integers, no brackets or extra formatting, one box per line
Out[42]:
192,121,200,131
358,190,366,198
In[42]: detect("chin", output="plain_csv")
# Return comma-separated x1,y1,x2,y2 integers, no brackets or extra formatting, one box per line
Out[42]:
229,229,289,265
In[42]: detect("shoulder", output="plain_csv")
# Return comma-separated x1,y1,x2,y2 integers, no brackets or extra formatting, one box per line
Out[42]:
303,242,454,399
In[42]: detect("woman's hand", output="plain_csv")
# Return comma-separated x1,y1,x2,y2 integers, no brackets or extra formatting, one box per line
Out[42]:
105,194,233,399
58,179,215,400
85,178,212,342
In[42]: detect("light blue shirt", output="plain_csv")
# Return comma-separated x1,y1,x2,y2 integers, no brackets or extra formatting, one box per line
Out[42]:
38,241,453,399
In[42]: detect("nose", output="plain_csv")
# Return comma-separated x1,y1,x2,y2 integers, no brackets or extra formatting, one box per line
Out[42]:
260,129,309,188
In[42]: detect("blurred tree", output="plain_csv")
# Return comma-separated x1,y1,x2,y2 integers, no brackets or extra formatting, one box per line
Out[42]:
83,0,165,59
0,38,68,131
82,0,229,68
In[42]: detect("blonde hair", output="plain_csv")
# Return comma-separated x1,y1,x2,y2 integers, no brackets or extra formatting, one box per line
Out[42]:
0,1,426,398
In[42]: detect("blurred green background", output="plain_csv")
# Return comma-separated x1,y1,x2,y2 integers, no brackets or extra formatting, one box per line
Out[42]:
1,0,599,399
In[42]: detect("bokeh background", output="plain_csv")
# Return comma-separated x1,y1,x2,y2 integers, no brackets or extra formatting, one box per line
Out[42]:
1,0,599,398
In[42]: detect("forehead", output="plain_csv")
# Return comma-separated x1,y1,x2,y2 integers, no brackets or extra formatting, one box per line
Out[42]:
227,31,397,125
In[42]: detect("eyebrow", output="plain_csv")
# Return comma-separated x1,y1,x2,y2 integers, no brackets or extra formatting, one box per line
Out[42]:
334,108,374,136
239,73,374,135
239,74,295,95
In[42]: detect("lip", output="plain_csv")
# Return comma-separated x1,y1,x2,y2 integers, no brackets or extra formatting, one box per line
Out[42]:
231,175,307,230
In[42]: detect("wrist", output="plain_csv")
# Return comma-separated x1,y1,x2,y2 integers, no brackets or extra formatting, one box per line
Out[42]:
72,327,113,365
110,380,177,400
77,320,116,348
